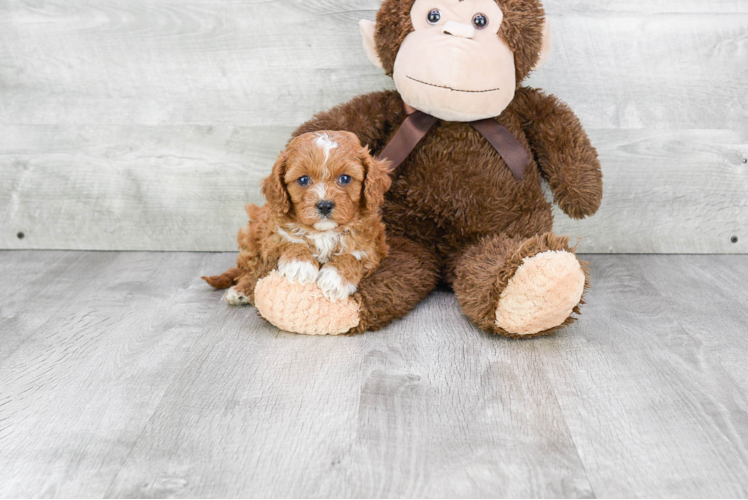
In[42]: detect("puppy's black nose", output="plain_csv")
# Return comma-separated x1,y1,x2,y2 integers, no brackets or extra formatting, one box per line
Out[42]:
316,200,335,217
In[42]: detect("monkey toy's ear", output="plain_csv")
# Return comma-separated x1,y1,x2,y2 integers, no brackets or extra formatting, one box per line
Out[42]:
532,19,553,71
359,19,384,70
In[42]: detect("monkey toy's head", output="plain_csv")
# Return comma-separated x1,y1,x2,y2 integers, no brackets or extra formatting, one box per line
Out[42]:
360,0,552,122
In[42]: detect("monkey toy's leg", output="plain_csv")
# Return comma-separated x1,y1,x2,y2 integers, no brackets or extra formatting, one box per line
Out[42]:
450,233,589,338
253,235,440,335
352,236,441,333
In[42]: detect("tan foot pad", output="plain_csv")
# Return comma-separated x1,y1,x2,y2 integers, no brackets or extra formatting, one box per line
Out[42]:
495,250,585,336
254,271,360,336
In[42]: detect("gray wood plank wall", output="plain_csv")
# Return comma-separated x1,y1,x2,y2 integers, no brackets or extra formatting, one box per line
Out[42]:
1,0,747,252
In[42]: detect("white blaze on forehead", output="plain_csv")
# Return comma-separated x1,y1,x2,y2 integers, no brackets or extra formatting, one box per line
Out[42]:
315,133,338,165
311,182,328,200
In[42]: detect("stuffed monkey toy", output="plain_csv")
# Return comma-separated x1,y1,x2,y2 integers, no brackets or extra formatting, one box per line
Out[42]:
245,0,602,337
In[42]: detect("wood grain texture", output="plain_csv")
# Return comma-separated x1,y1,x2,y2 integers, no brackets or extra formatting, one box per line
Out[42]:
538,255,748,497
0,251,99,362
0,125,287,251
2,127,745,253
0,251,239,497
1,0,747,252
1,251,748,497
104,291,594,498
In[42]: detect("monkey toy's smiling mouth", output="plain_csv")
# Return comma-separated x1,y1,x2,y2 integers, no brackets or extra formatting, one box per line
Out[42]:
406,75,501,94
390,12,519,122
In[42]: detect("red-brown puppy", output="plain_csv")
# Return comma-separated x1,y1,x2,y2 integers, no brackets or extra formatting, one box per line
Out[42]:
203,131,391,304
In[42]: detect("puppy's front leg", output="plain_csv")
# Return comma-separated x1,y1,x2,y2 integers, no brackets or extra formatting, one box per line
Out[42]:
278,245,319,284
317,254,364,301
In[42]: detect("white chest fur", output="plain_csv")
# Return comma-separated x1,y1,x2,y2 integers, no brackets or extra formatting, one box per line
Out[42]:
307,230,344,263
279,225,345,264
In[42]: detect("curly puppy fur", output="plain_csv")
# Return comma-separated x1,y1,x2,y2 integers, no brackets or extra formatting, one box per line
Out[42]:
203,131,391,304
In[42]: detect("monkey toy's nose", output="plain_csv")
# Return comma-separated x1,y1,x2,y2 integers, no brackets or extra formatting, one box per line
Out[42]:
443,21,475,39
316,200,335,217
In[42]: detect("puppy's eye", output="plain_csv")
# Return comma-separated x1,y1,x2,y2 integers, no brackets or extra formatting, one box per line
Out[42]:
472,13,488,29
297,176,311,186
427,9,441,24
338,175,352,186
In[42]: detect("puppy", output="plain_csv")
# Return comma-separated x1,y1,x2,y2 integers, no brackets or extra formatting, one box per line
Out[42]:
203,131,391,304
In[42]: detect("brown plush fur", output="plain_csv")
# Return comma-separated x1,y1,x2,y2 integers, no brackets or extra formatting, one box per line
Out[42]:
351,235,441,334
203,131,391,303
289,83,601,337
217,0,603,338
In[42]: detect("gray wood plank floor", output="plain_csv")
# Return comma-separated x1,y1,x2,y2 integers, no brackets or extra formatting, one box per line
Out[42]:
1,251,747,498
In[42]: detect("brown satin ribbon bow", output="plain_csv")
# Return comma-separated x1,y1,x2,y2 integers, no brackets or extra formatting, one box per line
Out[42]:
378,104,529,181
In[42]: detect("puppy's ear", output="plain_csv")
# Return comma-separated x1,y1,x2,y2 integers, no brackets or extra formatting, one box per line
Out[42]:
361,148,392,211
262,151,291,215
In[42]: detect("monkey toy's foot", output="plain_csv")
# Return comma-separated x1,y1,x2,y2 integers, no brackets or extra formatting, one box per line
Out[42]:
253,271,360,336
453,233,590,338
494,247,587,337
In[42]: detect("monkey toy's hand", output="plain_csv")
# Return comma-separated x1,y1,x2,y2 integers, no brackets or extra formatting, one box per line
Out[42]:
516,87,603,220
546,158,604,220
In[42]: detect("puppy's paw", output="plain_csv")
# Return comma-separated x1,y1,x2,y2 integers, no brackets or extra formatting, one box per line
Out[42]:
316,266,357,301
278,258,319,284
225,286,250,306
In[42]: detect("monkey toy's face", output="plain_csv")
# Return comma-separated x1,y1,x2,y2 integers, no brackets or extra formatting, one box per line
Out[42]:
361,0,551,122
396,0,515,121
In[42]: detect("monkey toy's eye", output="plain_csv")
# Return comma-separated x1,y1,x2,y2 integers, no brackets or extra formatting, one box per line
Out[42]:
472,13,488,29
338,174,352,186
427,9,441,24
297,176,311,186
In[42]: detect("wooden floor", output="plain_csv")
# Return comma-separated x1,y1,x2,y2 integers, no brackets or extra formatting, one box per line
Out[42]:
1,251,747,498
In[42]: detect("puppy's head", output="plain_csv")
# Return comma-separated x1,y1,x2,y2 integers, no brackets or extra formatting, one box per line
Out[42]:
263,131,391,231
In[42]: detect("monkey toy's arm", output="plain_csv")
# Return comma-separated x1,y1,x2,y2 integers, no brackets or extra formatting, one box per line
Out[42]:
292,91,405,153
514,87,603,220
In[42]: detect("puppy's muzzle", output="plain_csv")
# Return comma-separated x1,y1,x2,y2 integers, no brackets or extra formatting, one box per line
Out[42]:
316,200,335,218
